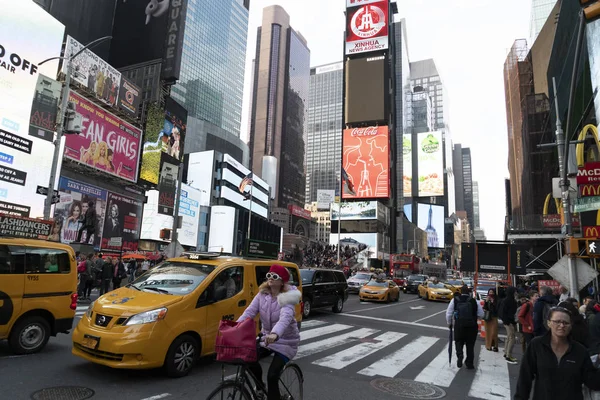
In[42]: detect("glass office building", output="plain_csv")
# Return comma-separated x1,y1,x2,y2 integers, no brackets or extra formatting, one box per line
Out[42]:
171,0,249,138
530,0,557,45
305,62,343,203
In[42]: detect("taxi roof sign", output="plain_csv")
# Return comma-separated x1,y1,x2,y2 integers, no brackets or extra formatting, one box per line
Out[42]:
182,251,223,260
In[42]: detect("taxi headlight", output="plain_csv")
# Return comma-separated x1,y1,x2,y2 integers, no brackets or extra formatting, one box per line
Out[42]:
125,308,168,326
86,301,95,319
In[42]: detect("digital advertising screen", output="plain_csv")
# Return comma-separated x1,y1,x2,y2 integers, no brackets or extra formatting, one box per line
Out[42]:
417,131,445,197
345,1,389,55
417,203,445,248
403,134,412,197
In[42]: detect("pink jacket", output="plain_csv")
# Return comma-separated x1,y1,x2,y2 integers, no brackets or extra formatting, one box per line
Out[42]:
238,286,302,360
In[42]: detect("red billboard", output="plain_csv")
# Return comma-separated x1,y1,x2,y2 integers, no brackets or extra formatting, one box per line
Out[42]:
577,162,600,184
63,92,142,183
345,1,389,55
342,126,389,199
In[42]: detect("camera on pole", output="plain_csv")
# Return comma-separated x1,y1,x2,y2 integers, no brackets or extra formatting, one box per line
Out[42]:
63,101,82,134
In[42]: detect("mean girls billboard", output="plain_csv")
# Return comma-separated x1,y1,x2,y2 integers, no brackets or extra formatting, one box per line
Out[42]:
63,92,142,183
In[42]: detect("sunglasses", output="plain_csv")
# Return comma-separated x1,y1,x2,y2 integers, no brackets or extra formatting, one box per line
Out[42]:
266,272,282,281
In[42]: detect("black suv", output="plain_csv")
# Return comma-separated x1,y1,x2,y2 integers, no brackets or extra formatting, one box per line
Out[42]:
403,274,428,294
300,269,348,318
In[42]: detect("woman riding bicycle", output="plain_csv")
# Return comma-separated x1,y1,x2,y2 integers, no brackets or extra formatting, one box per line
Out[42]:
237,264,301,400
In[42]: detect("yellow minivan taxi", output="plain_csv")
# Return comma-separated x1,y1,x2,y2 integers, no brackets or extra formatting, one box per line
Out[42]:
0,239,78,354
72,254,303,377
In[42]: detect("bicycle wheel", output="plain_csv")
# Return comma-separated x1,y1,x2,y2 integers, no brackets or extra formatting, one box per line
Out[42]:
205,381,252,400
279,362,304,400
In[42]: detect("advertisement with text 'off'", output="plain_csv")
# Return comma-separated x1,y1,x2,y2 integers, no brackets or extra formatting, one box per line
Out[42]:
342,126,389,199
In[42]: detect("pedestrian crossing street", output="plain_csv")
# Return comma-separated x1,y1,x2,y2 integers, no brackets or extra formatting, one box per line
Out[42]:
297,319,514,399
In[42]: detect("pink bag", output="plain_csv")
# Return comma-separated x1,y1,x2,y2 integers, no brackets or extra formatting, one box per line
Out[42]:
215,318,257,363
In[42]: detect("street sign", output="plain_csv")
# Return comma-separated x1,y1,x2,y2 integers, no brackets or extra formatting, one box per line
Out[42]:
36,185,60,204
108,237,123,247
574,196,600,212
587,239,600,256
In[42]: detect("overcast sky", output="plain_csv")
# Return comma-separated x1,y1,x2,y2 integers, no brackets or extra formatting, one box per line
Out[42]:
240,0,533,240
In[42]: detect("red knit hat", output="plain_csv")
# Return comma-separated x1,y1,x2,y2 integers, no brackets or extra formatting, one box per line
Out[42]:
268,264,290,283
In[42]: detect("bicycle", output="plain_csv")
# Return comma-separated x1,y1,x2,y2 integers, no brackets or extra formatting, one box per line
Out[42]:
206,335,304,400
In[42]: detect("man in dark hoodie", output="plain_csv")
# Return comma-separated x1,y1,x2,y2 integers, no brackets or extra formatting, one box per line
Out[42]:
500,286,519,364
533,286,558,337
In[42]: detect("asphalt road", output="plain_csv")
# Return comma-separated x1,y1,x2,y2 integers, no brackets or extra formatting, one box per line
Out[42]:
0,292,521,400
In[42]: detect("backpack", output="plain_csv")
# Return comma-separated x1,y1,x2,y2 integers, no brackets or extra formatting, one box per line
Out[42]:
454,296,477,328
542,302,553,331
77,261,87,273
516,302,530,332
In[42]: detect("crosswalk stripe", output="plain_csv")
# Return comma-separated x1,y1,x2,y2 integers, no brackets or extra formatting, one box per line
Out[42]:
414,347,461,387
358,336,439,377
300,324,353,341
469,346,511,400
300,320,327,329
312,332,406,370
296,328,379,359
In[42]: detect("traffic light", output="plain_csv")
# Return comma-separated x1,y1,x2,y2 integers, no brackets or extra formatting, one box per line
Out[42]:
160,228,172,240
581,0,600,21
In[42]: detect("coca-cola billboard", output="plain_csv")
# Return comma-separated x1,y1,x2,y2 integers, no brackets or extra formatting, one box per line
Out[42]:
342,126,389,199
345,1,389,55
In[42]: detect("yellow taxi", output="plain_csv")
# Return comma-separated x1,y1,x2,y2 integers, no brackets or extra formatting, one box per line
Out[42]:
0,238,78,354
418,281,453,302
444,279,465,295
359,279,400,303
72,254,302,377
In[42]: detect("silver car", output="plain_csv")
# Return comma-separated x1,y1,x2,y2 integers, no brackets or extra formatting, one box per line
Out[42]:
347,272,374,293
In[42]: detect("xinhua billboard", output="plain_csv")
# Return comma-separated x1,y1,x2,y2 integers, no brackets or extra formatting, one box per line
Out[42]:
345,0,389,55
342,126,389,199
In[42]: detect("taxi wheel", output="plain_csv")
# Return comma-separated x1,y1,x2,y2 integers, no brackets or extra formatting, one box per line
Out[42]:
425,292,429,301
394,293,400,302
165,334,199,378
417,291,421,298
386,294,391,303
332,296,344,313
9,316,50,355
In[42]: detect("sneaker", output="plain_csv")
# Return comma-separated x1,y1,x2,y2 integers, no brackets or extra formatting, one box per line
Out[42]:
465,364,475,370
457,358,463,368
505,356,518,364
493,347,499,352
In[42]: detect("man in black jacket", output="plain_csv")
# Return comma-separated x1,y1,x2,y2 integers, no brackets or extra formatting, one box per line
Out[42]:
533,286,558,336
500,286,518,364
446,285,484,369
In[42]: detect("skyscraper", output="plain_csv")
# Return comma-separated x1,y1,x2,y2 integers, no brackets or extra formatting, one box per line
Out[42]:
530,0,557,45
305,62,343,203
409,59,448,131
473,181,480,229
453,144,474,236
248,5,310,208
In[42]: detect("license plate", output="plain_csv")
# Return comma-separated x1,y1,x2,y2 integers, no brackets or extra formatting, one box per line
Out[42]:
441,296,447,299
81,335,100,350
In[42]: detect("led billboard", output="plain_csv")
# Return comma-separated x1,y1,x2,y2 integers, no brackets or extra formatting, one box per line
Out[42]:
403,134,412,197
63,92,142,183
29,74,61,142
331,201,377,220
342,126,389,199
329,232,378,258
62,35,121,108
417,132,444,197
0,2,65,218
345,56,387,124
417,203,445,248
345,1,389,55
101,191,143,252
317,189,335,210
208,206,236,254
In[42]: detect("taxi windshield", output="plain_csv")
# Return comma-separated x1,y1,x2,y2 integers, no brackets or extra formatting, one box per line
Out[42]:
354,273,372,280
130,261,215,295
447,280,463,286
366,279,388,287
428,282,446,289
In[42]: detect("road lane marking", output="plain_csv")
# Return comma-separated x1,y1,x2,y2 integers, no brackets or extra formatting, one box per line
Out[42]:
300,324,353,341
339,314,507,338
312,332,406,370
347,298,422,314
413,309,448,323
296,328,379,359
469,346,511,399
358,336,440,377
301,320,327,329
140,394,171,400
414,347,461,387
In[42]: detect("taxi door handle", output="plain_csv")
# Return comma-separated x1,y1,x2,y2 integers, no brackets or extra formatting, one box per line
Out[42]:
238,300,246,307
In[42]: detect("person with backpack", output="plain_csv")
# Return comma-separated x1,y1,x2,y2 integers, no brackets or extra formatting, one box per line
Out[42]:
533,286,558,337
518,291,539,350
499,286,519,364
446,285,484,369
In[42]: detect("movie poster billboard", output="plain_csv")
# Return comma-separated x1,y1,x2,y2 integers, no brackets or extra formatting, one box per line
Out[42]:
29,74,61,143
101,192,142,252
55,177,107,248
117,77,141,117
0,3,65,218
403,134,412,197
417,131,444,197
342,126,389,199
345,0,389,55
63,92,142,183
62,35,121,107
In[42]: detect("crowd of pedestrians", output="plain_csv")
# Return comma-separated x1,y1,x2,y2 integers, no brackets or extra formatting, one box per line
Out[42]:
281,242,360,270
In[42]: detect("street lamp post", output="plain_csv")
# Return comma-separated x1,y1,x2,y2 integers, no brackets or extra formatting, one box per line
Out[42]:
39,36,112,220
